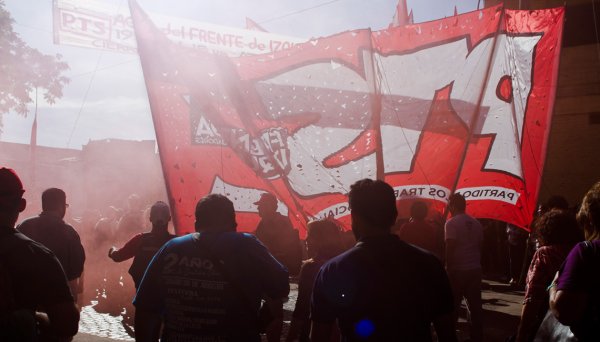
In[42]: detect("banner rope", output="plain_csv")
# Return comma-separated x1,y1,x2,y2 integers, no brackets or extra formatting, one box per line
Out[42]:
444,5,506,220
375,54,436,191
65,0,127,148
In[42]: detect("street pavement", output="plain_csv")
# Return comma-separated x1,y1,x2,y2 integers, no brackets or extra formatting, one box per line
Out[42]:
73,279,524,342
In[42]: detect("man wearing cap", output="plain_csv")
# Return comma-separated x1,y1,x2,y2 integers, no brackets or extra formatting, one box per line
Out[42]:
108,200,177,289
18,187,86,303
255,193,302,276
134,194,289,342
0,167,79,340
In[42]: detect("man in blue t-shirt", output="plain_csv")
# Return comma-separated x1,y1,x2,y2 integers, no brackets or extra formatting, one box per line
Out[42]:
310,179,456,341
134,194,289,342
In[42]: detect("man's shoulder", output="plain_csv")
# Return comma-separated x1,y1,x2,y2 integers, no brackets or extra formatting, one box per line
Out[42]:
63,222,82,238
221,232,263,249
447,213,479,226
164,232,259,249
16,216,41,231
6,231,58,261
318,236,444,286
268,213,293,228
163,233,194,247
319,240,383,271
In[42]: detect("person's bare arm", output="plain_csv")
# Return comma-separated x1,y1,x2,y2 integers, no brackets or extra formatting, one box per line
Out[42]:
135,309,162,342
433,313,457,342
310,321,334,342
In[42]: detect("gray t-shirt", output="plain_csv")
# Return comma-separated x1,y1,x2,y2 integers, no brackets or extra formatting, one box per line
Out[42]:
445,213,483,271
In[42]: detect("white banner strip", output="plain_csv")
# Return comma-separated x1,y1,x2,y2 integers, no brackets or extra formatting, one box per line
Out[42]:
210,176,289,215
53,0,306,56
455,186,520,205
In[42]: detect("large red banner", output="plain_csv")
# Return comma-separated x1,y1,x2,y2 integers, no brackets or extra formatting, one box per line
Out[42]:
130,1,564,235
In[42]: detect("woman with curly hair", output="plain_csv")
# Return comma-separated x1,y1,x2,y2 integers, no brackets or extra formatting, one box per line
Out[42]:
515,209,582,342
550,181,600,341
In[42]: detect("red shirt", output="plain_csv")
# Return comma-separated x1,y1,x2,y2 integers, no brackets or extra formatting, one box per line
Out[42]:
398,219,443,259
524,244,572,303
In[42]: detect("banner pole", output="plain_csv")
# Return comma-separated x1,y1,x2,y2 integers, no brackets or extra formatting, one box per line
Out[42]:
362,36,385,181
446,6,506,217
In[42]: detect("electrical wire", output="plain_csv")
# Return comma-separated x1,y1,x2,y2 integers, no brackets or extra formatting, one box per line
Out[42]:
258,0,344,25
65,0,127,148
65,52,104,148
68,59,138,79
375,54,437,193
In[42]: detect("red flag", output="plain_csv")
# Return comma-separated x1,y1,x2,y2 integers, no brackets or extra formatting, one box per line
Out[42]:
245,17,267,32
130,1,564,233
389,0,410,28
453,6,459,25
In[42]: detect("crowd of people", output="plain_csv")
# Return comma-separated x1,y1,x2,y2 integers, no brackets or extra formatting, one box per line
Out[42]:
1,165,600,341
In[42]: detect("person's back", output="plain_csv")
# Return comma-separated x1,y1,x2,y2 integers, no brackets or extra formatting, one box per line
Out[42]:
288,220,344,342
128,232,175,287
310,179,456,342
398,201,443,260
18,213,85,281
445,213,483,271
444,194,483,342
254,193,302,275
109,201,177,289
399,220,441,258
313,234,452,340
137,232,287,340
134,194,289,342
17,188,86,282
256,212,294,254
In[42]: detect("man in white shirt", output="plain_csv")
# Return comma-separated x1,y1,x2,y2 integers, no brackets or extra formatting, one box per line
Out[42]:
445,193,483,342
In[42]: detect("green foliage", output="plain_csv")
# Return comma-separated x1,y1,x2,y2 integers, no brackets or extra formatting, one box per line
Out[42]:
0,1,69,131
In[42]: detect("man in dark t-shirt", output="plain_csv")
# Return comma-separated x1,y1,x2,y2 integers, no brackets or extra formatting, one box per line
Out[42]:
0,167,79,340
255,193,302,276
311,179,456,341
18,188,86,301
109,201,177,289
398,201,444,260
